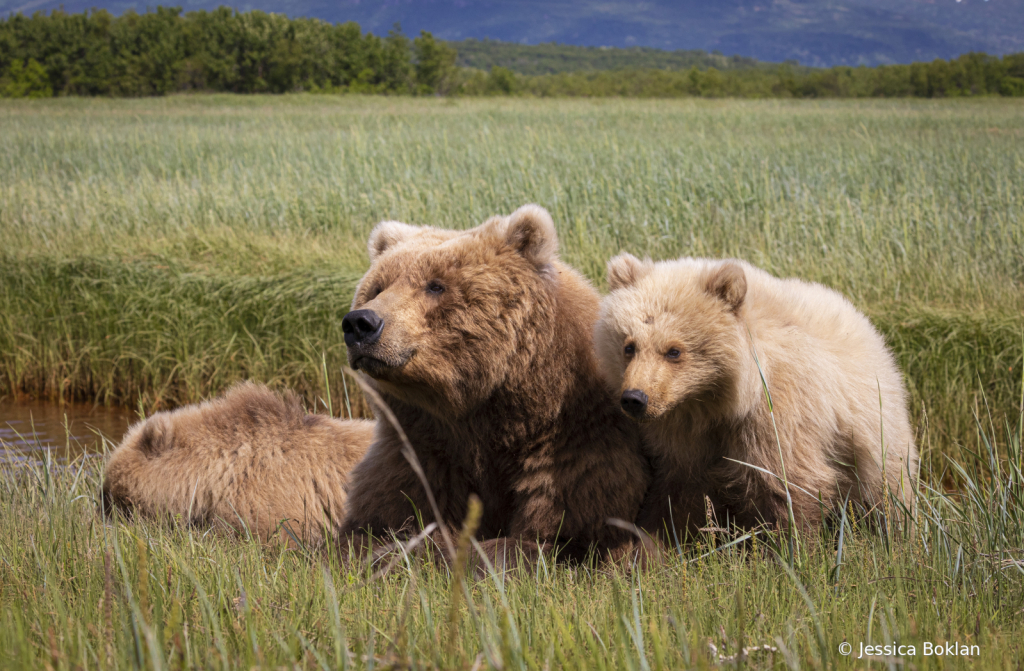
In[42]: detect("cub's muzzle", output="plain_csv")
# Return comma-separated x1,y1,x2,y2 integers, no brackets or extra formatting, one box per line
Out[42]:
343,309,384,347
620,389,649,419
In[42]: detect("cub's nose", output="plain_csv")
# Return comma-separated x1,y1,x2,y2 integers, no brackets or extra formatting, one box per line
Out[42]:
342,309,384,347
620,389,649,418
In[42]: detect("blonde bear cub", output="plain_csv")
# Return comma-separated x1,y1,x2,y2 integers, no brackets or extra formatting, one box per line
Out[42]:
594,254,918,539
102,382,375,547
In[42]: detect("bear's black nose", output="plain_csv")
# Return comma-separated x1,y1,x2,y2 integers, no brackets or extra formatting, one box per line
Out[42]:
343,309,384,347
620,389,649,418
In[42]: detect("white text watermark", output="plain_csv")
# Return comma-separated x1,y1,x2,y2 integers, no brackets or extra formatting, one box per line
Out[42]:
838,640,980,658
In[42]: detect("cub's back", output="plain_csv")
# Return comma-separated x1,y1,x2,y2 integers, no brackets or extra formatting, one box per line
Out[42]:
102,382,375,546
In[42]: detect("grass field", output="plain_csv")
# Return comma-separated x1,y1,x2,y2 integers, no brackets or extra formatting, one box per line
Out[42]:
1,393,1021,669
1,95,1023,668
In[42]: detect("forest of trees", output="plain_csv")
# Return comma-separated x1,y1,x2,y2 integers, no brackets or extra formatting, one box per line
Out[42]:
0,7,459,97
2,7,1023,99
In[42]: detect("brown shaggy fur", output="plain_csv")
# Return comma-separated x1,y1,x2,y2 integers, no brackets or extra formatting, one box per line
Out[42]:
339,205,650,566
102,382,375,547
594,254,918,540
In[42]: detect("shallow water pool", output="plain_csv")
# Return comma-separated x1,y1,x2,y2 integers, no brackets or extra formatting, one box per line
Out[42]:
0,401,134,465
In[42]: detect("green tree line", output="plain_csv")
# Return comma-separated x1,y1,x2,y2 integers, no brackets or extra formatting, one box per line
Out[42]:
2,6,1023,98
0,6,458,97
452,38,764,76
495,53,1024,98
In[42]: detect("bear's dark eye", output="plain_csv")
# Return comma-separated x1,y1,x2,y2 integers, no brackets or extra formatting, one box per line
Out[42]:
624,343,636,357
666,348,681,360
368,284,383,299
426,280,445,295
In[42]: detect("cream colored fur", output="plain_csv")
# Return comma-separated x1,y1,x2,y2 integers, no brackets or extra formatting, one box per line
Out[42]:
595,254,918,535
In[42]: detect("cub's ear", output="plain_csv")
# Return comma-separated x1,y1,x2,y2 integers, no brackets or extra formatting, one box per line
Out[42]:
367,221,421,261
503,204,558,269
706,261,747,312
607,253,651,291
134,415,174,458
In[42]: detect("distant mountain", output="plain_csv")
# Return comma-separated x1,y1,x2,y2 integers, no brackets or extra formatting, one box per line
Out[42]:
2,0,1021,67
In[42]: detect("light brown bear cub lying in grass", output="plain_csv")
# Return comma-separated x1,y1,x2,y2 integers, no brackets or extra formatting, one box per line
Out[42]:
102,382,375,547
594,254,918,541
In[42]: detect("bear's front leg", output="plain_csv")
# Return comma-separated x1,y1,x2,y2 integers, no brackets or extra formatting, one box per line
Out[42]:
337,438,440,562
505,445,649,566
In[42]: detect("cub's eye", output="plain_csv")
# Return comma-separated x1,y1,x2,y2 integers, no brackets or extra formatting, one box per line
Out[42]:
426,280,445,295
666,348,681,360
624,343,636,357
368,284,383,299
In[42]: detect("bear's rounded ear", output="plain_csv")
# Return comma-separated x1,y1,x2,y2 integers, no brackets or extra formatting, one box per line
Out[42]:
503,204,558,269
607,253,651,291
134,414,173,458
367,220,421,261
706,261,747,312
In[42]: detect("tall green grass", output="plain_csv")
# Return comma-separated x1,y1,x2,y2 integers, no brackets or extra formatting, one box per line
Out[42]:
1,95,1022,457
0,96,1022,667
1,386,1021,669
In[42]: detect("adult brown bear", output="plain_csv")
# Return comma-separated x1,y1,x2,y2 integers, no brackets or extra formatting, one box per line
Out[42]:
339,205,650,567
